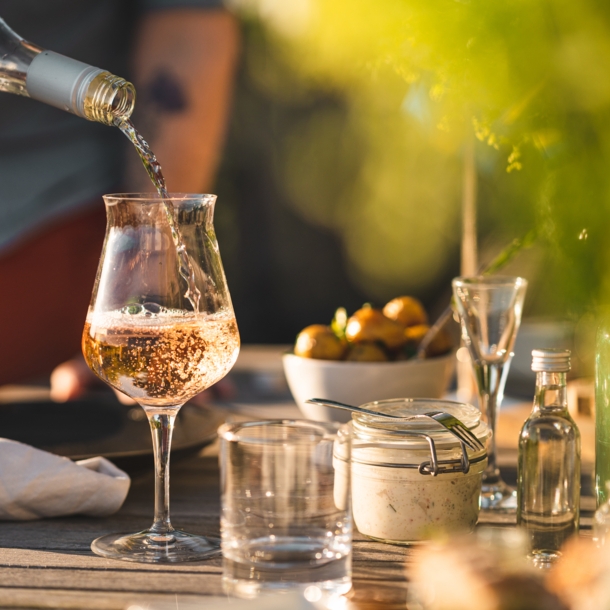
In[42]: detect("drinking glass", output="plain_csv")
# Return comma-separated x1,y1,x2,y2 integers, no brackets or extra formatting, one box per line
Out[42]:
218,420,352,601
82,193,240,562
452,276,527,511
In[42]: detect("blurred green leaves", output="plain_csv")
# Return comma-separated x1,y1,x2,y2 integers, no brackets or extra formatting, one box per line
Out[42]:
230,0,610,312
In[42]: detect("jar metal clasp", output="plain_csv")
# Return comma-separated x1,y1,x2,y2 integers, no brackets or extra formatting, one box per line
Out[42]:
415,431,471,476
347,431,483,476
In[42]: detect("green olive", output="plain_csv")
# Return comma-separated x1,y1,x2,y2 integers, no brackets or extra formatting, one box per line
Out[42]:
294,324,346,360
383,296,428,328
404,324,453,357
345,307,406,351
345,342,389,362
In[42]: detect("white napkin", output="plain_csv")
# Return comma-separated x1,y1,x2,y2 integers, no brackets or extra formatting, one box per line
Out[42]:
0,438,130,520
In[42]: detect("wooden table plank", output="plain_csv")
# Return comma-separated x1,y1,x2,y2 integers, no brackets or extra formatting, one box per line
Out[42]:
0,589,223,610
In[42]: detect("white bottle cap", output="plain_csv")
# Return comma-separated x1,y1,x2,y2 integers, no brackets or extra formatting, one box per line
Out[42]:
531,348,571,373
25,51,103,117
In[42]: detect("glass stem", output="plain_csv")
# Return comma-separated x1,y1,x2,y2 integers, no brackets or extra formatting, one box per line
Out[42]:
473,359,511,483
146,409,179,535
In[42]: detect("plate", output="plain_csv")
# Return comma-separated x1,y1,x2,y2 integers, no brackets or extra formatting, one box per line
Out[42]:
0,392,225,475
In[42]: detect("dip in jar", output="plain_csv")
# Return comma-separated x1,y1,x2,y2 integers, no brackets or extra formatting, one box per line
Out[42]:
334,399,489,545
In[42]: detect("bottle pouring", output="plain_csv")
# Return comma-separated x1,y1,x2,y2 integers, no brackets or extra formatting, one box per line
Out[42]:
0,18,135,125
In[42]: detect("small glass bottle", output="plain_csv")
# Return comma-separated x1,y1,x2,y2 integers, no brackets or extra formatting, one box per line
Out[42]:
0,18,134,125
517,348,581,569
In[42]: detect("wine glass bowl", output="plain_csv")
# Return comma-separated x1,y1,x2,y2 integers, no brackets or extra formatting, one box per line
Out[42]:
82,307,238,408
82,193,240,562
453,276,526,366
452,276,527,511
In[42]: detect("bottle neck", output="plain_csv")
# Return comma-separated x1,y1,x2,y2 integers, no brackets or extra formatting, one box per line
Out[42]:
82,71,135,125
533,371,568,411
0,20,135,124
26,51,135,125
0,19,42,96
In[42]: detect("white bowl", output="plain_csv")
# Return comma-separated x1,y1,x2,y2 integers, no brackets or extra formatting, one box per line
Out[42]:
282,352,456,422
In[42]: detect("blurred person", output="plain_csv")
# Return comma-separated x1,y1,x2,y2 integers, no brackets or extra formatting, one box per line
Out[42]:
0,1,239,397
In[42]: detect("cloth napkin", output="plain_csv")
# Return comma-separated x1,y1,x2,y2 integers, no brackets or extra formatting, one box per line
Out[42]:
0,438,130,520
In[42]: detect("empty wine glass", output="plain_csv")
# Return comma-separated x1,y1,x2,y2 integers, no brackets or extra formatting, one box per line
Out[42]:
452,276,527,511
82,193,240,562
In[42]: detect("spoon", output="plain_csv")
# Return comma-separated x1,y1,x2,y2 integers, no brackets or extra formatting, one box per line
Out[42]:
306,398,405,419
305,398,484,451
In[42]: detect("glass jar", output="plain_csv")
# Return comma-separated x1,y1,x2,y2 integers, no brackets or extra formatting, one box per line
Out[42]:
334,399,490,544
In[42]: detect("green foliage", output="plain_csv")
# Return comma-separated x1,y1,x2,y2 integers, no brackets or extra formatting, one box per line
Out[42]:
231,0,610,312
331,307,348,340
483,229,538,277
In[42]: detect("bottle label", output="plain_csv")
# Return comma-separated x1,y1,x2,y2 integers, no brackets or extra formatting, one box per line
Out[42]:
25,51,102,117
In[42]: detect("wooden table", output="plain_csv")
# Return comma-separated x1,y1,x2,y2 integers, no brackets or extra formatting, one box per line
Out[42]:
0,347,597,610
0,444,415,610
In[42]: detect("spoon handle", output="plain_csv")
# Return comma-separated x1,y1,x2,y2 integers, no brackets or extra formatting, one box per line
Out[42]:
305,398,403,419
416,304,453,359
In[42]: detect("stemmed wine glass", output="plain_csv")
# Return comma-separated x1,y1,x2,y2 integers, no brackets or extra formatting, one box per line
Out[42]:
452,276,527,511
82,193,240,562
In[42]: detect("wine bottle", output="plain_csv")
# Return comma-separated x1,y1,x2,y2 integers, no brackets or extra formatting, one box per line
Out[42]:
0,18,135,125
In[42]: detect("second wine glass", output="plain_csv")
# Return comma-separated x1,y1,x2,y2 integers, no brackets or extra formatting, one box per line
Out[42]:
452,275,527,511
82,193,240,562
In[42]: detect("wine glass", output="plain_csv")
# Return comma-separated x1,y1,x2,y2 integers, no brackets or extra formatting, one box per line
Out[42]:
82,193,240,562
452,276,527,511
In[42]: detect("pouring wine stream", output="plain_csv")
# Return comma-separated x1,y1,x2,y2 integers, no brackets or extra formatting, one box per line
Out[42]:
116,118,201,312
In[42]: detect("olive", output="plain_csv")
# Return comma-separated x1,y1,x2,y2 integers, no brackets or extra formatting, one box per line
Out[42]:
404,324,453,357
345,306,406,351
404,324,429,346
294,324,346,360
383,296,428,328
425,328,453,357
345,342,389,362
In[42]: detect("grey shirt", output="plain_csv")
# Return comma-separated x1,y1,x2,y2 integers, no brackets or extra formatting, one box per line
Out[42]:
0,0,223,250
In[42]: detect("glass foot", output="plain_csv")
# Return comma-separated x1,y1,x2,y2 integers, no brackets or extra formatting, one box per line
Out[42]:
480,482,517,511
529,550,561,569
91,529,221,563
222,575,352,602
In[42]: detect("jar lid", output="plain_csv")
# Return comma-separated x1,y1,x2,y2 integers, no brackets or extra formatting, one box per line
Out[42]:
347,399,489,476
354,398,482,433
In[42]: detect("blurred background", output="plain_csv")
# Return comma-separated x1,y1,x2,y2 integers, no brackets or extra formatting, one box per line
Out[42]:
0,0,607,460
2,0,609,391
212,0,610,380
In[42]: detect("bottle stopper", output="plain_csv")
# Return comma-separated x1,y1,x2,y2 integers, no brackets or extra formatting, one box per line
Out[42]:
531,348,571,373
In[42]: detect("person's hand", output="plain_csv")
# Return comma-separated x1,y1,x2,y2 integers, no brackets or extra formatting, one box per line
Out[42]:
50,357,135,404
50,356,236,404
190,378,236,406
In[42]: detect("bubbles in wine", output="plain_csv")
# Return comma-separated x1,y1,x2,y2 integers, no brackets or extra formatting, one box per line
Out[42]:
83,308,240,407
